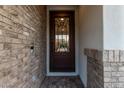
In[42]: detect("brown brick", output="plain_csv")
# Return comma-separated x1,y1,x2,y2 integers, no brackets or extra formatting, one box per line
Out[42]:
0,5,46,88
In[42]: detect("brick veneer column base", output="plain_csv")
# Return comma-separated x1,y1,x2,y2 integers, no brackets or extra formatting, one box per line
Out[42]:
103,50,124,88
84,48,124,88
84,48,104,88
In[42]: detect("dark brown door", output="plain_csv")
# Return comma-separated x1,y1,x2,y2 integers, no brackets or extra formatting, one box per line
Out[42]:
50,11,75,72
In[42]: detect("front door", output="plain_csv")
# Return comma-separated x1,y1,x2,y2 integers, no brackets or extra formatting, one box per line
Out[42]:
50,11,75,72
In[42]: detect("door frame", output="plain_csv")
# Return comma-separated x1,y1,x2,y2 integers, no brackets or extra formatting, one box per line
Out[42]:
46,6,79,76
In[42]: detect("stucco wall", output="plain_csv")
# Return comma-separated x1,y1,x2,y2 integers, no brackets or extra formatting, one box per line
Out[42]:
79,5,103,87
103,6,124,50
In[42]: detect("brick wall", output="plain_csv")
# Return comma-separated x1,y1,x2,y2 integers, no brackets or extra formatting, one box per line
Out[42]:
84,49,124,88
103,50,124,88
0,6,46,87
84,49,104,88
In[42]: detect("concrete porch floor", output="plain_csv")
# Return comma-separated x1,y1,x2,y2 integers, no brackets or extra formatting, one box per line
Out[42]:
40,76,84,88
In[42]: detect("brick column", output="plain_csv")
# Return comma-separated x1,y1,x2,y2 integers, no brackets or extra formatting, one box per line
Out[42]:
84,48,124,88
103,50,124,88
84,48,104,88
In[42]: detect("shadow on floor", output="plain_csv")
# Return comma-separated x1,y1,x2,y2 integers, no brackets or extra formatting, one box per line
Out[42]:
40,76,84,88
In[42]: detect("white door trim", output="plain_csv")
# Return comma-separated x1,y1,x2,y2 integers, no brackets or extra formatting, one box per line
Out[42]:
46,6,79,76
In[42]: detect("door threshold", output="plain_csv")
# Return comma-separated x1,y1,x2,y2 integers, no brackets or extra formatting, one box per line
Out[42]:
47,72,78,76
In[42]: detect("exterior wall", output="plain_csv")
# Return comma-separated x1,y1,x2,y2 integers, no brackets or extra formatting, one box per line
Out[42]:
78,5,103,87
103,5,124,88
84,49,104,88
103,6,124,50
84,48,124,88
79,5,124,88
0,6,46,87
103,50,124,88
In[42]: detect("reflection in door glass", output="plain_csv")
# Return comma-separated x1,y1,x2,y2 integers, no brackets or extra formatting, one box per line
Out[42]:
55,17,69,52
